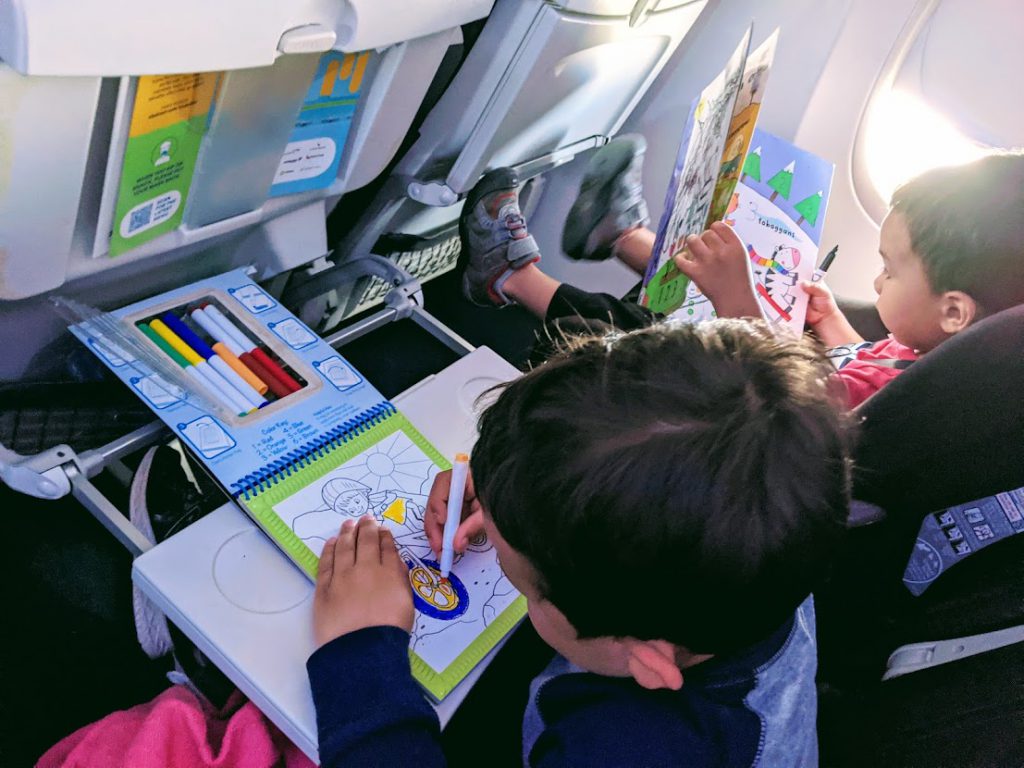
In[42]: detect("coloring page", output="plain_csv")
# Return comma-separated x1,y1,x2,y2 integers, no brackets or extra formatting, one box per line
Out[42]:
270,429,519,672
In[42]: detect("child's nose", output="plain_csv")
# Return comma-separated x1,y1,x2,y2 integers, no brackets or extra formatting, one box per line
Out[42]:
872,273,884,295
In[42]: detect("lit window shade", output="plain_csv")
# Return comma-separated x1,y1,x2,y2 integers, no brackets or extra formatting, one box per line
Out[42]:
853,0,1022,220
863,89,986,205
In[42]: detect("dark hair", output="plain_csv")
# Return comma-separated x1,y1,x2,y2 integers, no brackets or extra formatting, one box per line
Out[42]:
471,320,851,655
890,151,1024,314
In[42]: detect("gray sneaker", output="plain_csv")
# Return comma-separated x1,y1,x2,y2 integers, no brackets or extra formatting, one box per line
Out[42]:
459,167,540,306
562,134,650,261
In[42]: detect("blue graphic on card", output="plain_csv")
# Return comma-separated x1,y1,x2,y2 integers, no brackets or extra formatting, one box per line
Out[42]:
88,335,131,367
178,416,237,459
270,51,370,197
69,268,390,496
904,488,1024,595
131,374,184,410
228,284,276,314
268,318,317,350
314,356,363,391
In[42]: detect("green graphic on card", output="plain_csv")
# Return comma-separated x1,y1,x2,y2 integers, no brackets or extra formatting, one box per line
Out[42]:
109,74,219,256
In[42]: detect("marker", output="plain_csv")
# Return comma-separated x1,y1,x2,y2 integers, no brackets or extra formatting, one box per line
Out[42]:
149,319,253,415
189,308,268,395
200,304,296,397
811,245,839,283
138,324,225,411
439,453,470,578
160,312,267,410
202,305,302,395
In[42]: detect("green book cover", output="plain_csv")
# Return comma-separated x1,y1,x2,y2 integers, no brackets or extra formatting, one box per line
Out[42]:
244,410,527,700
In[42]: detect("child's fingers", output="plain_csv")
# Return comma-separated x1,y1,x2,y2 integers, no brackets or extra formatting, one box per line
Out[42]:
674,253,701,282
354,515,379,566
335,518,358,569
699,227,726,251
453,510,486,553
425,471,452,554
316,536,338,594
709,220,740,244
379,528,405,579
799,280,828,297
683,233,712,263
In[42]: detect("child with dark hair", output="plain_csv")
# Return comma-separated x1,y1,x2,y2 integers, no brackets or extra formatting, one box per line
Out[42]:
460,141,1024,406
307,320,851,767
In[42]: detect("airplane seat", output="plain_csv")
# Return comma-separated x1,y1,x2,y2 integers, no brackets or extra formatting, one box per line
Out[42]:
303,0,709,326
815,303,1024,764
834,298,888,343
0,1,495,382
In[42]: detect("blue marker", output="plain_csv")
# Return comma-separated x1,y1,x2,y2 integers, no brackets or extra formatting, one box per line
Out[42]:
160,312,267,411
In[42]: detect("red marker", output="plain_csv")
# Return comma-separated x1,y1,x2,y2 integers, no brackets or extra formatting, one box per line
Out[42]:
201,305,302,395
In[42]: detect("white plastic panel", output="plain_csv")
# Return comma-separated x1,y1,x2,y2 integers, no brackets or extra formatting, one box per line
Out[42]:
335,27,462,193
0,66,100,299
551,1,698,17
0,0,493,76
551,1,639,14
908,0,1023,148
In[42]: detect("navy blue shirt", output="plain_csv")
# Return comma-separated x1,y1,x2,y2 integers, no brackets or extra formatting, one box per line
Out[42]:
306,597,818,767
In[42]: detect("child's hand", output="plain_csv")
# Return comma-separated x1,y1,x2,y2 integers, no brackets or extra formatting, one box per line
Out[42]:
799,280,864,346
800,280,840,327
313,516,414,648
673,222,761,318
425,469,485,559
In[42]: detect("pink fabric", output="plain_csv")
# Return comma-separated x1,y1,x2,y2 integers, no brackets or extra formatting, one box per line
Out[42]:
836,337,918,408
37,686,316,768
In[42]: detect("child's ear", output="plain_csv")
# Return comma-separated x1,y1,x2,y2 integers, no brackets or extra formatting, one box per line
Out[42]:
624,640,684,691
938,291,978,334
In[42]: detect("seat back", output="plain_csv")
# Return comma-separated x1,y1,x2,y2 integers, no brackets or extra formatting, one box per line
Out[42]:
818,305,1024,686
324,0,708,323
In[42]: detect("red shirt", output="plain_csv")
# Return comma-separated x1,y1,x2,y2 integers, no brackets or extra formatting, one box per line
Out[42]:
830,337,918,408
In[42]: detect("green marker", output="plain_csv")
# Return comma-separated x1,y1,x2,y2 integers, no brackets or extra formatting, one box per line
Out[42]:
139,322,242,415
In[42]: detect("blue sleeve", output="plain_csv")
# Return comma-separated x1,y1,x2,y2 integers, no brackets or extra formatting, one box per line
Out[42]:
306,626,446,768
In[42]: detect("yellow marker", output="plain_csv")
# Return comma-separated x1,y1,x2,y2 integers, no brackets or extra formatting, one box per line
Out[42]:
148,320,254,415
149,319,202,365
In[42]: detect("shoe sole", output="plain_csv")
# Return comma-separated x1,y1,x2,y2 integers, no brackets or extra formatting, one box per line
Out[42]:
458,168,520,306
562,135,646,261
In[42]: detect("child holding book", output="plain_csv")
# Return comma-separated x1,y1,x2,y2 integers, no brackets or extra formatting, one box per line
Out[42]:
307,320,851,767
460,139,1024,406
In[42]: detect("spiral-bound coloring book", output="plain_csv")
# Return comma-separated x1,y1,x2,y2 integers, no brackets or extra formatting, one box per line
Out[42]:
70,267,526,701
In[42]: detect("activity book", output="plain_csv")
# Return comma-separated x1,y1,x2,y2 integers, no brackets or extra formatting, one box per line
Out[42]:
640,27,835,334
69,268,526,701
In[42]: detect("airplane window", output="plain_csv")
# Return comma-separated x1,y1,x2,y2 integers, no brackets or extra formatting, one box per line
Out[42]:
852,0,1021,222
861,88,986,207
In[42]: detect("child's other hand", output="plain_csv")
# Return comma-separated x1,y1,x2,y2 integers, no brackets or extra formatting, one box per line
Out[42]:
800,280,840,328
313,516,414,648
674,222,760,318
425,469,485,559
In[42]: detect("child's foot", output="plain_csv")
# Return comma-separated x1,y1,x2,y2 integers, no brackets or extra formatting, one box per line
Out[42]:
459,168,541,307
562,134,650,261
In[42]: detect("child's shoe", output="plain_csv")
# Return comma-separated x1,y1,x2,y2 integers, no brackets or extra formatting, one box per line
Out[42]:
459,168,541,307
562,134,650,261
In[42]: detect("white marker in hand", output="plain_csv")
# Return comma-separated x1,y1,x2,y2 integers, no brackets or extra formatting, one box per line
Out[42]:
439,453,470,578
